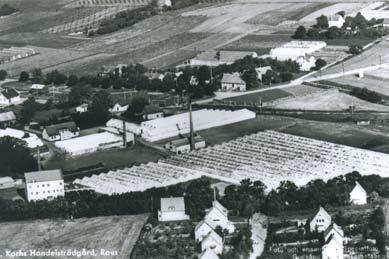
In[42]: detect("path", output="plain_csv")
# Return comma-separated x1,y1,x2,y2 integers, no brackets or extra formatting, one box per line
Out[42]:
249,213,268,259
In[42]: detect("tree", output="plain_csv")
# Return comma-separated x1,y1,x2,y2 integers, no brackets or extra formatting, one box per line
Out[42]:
293,26,307,39
0,136,37,178
67,75,79,87
0,70,7,81
45,70,67,86
242,68,259,89
31,68,44,84
68,84,92,106
325,26,341,39
316,15,329,28
197,66,210,83
90,90,112,115
123,96,149,121
280,72,293,82
349,44,363,55
19,71,29,82
313,58,327,70
20,97,42,123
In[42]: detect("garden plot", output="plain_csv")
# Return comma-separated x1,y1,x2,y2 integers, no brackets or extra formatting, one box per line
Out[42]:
182,3,294,34
269,89,389,111
0,215,148,259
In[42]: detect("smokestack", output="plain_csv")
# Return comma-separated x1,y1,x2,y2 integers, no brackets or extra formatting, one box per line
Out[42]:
189,99,195,151
122,120,127,148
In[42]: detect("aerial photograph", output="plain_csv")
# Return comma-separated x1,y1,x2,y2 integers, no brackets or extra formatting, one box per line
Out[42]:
1,0,389,258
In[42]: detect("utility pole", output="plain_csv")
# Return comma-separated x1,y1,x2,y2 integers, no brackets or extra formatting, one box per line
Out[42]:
37,147,41,171
122,120,127,148
189,99,195,151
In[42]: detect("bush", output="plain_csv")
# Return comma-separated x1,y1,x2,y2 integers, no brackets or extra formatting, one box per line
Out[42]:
349,44,363,55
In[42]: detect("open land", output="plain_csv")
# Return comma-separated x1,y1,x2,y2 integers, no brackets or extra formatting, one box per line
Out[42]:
328,74,389,96
0,214,149,259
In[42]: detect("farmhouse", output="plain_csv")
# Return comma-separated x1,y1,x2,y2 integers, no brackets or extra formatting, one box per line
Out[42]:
322,223,344,259
328,14,345,28
349,181,367,205
109,103,129,115
201,230,223,255
142,104,163,121
310,206,332,232
199,248,219,259
42,122,80,142
0,89,20,105
25,170,64,202
158,197,190,222
270,41,327,61
195,220,214,242
0,111,16,128
75,103,88,113
188,50,257,67
221,73,246,92
55,132,125,156
204,201,235,233
164,135,206,154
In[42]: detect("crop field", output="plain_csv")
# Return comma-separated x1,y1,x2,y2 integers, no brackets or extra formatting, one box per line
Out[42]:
270,89,389,111
223,88,293,104
221,34,290,53
328,74,389,96
0,214,149,259
65,0,151,8
282,84,324,96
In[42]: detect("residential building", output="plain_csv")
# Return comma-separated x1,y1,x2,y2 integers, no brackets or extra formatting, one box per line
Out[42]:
158,197,190,222
195,220,214,242
190,75,199,86
109,103,129,115
75,103,88,113
255,66,272,81
328,14,345,28
164,135,206,154
201,230,223,255
322,223,344,259
296,56,316,71
221,73,246,92
30,84,46,91
142,104,164,121
270,41,327,61
42,122,80,142
350,181,367,205
310,206,332,232
0,111,16,128
204,200,235,233
0,89,20,105
199,248,219,259
25,170,65,202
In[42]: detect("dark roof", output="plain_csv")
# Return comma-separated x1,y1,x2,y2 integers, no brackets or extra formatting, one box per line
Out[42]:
171,136,205,147
1,89,19,99
44,121,78,137
143,104,162,114
25,170,63,183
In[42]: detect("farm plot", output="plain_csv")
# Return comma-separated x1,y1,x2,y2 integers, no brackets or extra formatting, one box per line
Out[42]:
269,89,389,111
65,0,151,8
0,214,149,259
223,88,292,104
221,34,290,53
328,74,389,96
282,84,325,97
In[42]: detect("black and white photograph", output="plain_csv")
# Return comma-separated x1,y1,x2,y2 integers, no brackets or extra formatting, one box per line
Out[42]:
0,0,389,258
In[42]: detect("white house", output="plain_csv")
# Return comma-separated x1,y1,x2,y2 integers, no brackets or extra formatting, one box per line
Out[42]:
30,84,46,91
328,14,345,28
0,111,16,128
195,220,214,242
109,103,129,114
201,230,223,255
199,248,219,259
350,181,367,205
221,73,246,92
190,75,199,86
322,223,344,259
310,206,332,232
0,89,20,105
42,122,80,142
75,103,88,113
255,66,272,81
25,170,65,202
297,56,316,71
164,136,206,154
204,200,235,233
158,197,190,222
142,104,164,121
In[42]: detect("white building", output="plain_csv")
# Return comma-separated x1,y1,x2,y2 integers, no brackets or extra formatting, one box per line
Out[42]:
350,181,367,205
201,230,223,255
25,170,65,202
0,128,45,150
195,220,215,242
142,104,164,121
75,103,88,113
270,41,327,61
296,56,317,71
310,206,332,232
42,122,80,142
30,84,46,91
328,14,345,28
109,103,129,115
322,223,344,259
0,177,15,190
164,136,206,154
0,111,16,128
188,50,257,67
221,73,246,92
55,132,125,156
199,248,219,259
0,89,20,105
204,200,235,233
255,66,272,81
158,197,190,222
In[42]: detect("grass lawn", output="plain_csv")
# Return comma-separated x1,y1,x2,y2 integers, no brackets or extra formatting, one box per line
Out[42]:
0,214,149,259
325,38,374,47
44,144,165,172
224,89,292,104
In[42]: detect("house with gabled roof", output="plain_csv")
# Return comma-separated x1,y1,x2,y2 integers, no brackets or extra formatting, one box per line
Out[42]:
25,170,64,202
310,206,331,232
0,88,20,105
221,73,246,92
42,121,79,142
199,248,219,259
201,229,223,255
328,14,345,28
350,181,367,205
158,197,190,222
204,200,235,233
195,220,214,242
322,223,344,259
0,111,16,128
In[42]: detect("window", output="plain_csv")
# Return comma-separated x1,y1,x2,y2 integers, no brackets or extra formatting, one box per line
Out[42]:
36,192,38,195
168,206,175,211
59,182,62,186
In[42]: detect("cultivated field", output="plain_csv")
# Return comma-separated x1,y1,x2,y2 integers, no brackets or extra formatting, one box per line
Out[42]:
223,88,292,104
328,74,389,96
65,0,151,8
0,214,149,259
269,89,389,111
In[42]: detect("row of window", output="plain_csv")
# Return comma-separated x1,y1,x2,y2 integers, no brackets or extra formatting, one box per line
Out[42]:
30,182,62,188
30,189,63,195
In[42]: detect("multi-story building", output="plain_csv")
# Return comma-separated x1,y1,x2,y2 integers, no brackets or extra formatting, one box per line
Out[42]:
25,170,64,202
